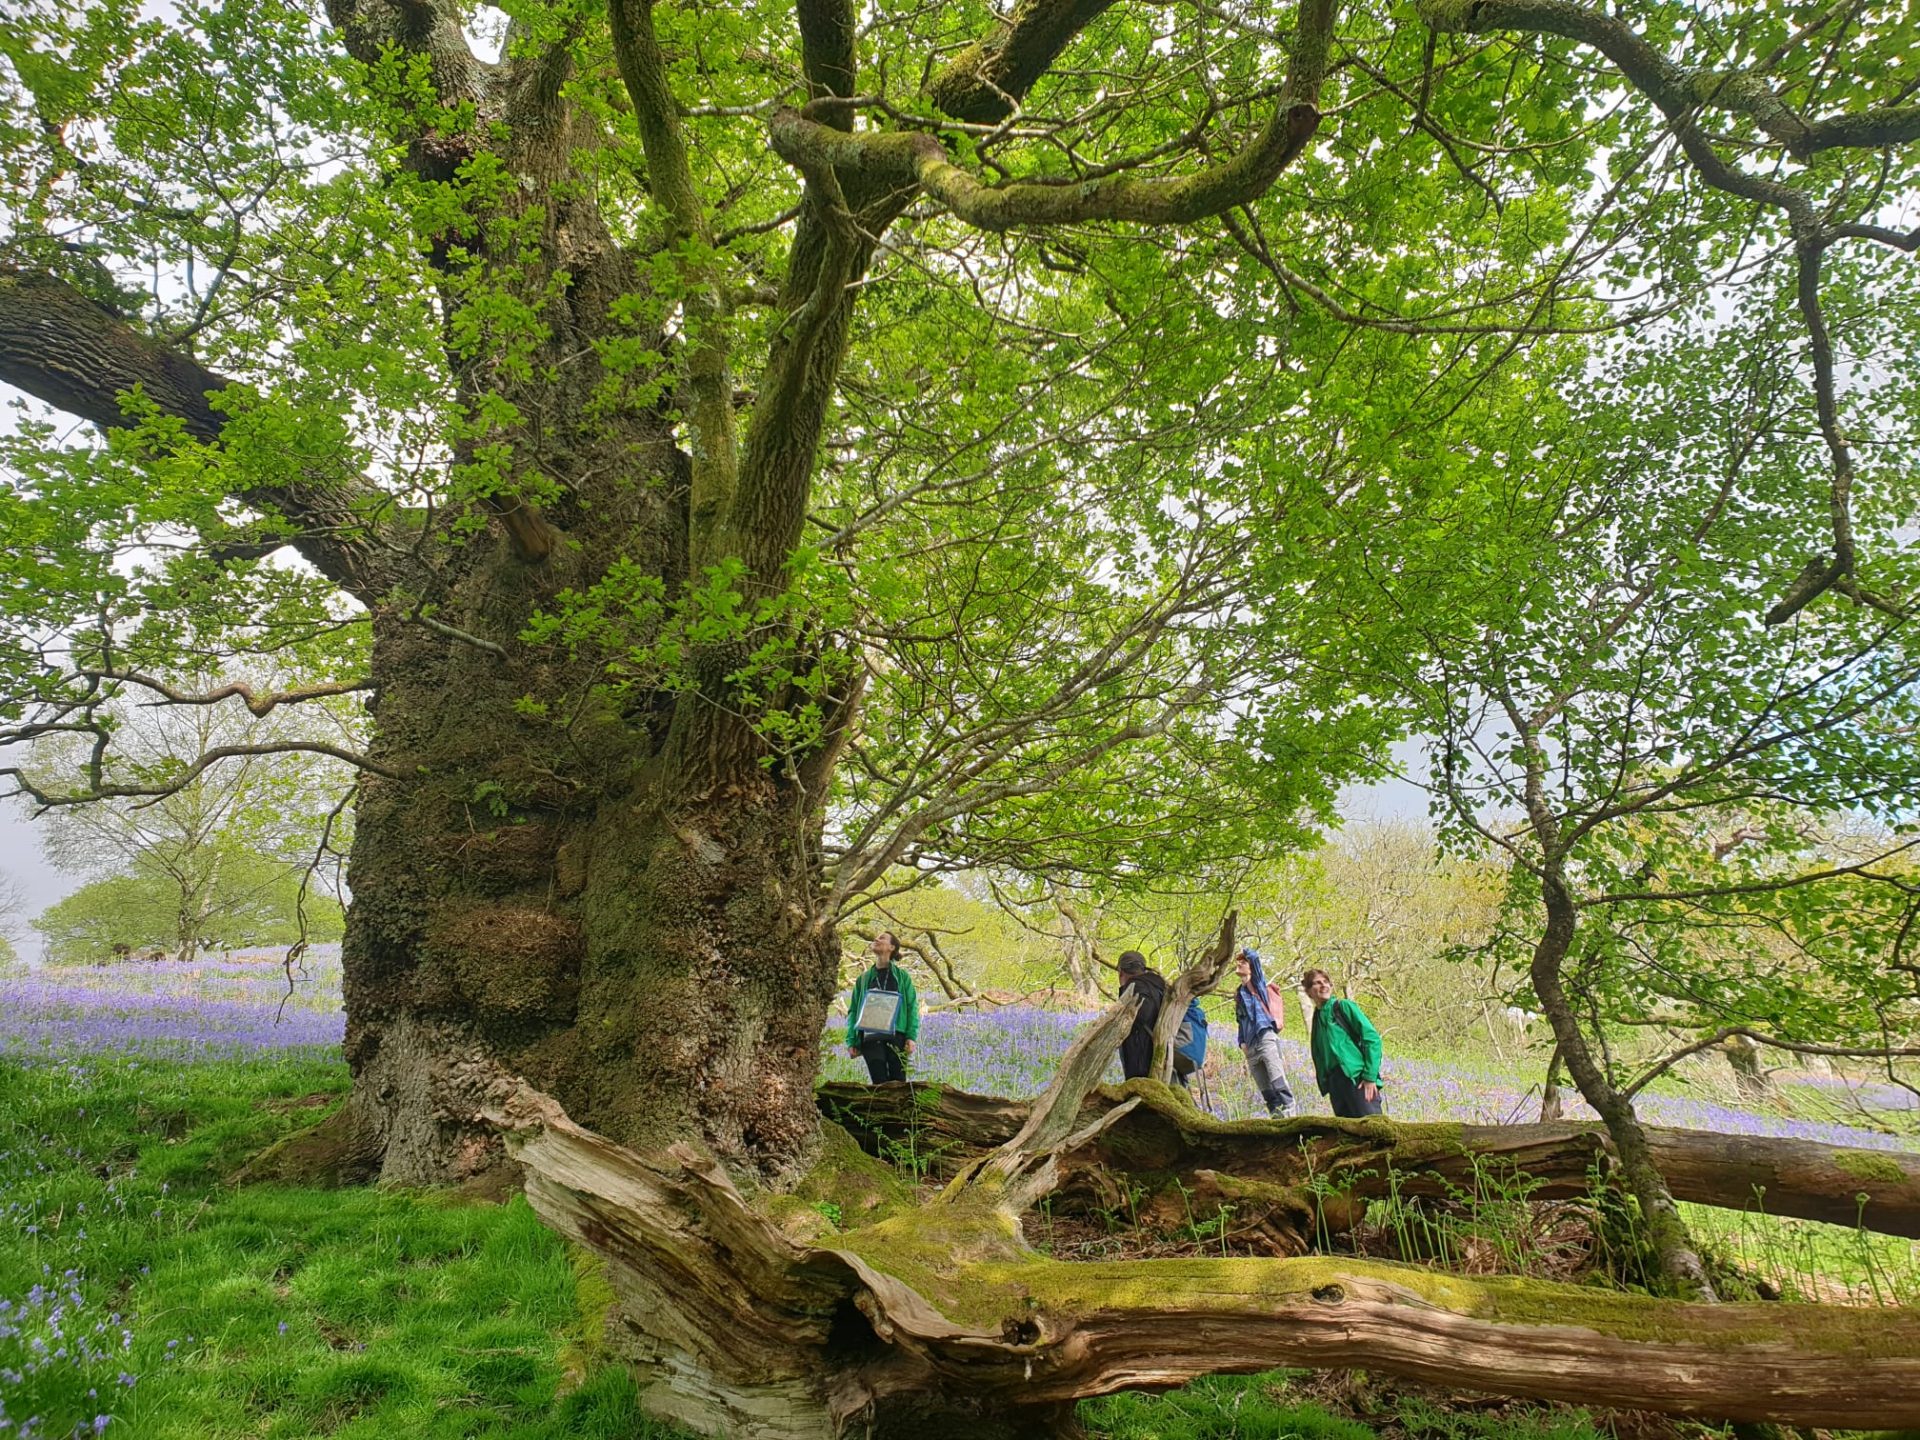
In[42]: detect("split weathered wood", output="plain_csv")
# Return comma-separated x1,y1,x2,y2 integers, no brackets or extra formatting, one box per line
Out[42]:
945,990,1144,1213
1149,909,1238,1085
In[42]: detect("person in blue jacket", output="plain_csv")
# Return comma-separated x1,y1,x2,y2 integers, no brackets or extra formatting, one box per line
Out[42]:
1232,947,1298,1118
845,932,919,1084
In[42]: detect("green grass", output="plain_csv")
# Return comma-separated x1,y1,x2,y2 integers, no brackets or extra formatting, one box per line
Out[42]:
0,1051,1893,1440
1681,1199,1920,1306
0,1053,665,1439
1084,1373,1379,1440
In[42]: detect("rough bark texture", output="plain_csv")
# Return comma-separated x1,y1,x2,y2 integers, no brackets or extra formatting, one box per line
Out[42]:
333,359,842,1185
816,1079,1920,1239
482,1070,1920,1440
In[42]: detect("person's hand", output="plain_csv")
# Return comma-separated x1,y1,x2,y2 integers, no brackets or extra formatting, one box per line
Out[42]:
904,1039,916,1056
1359,1080,1379,1103
848,1045,860,1059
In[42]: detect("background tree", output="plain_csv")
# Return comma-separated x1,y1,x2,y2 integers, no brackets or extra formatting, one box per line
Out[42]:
33,851,346,965
1235,820,1506,1049
1401,300,1920,1296
28,670,358,962
0,872,22,971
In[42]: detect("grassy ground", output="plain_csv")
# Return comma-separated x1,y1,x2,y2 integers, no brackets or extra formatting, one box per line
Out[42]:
0,1053,657,1439
3,1048,1909,1439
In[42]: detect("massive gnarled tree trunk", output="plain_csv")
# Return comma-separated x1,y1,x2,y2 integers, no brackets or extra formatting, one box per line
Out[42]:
339,604,848,1185
7,0,1341,1192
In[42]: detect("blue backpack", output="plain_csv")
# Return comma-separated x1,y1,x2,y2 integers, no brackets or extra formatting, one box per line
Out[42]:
1172,997,1208,1076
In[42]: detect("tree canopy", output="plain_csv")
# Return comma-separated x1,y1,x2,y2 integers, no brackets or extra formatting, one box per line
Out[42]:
6,0,1913,886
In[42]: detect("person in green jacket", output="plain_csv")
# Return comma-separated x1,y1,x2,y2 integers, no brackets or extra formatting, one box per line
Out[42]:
845,932,920,1084
1305,967,1384,1117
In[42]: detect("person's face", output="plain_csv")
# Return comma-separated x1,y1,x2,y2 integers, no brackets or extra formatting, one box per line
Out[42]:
1235,955,1252,984
870,935,895,966
1305,973,1333,1006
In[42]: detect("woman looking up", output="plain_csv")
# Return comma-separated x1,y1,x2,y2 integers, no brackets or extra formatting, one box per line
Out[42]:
1233,948,1298,1118
846,932,919,1085
1304,967,1384,1118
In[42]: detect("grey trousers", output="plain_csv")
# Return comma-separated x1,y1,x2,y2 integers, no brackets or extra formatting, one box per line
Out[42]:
1240,1029,1297,1115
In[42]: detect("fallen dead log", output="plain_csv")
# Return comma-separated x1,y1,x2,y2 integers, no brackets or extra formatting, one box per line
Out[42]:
816,1078,1920,1239
483,1018,1920,1440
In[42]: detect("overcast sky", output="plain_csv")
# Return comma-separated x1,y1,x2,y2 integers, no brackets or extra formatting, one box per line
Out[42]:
1,806,72,957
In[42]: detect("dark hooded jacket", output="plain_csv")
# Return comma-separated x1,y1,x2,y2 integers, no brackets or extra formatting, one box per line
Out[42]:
1118,968,1169,1080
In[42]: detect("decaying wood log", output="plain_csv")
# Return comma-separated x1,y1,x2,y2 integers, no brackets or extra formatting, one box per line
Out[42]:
817,1078,1920,1239
485,1059,1920,1439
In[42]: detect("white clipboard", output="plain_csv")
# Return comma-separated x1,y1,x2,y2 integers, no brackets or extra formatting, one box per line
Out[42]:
856,988,901,1033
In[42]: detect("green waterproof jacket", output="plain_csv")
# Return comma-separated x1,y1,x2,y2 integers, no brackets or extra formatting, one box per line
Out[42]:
1309,996,1383,1092
845,964,920,1046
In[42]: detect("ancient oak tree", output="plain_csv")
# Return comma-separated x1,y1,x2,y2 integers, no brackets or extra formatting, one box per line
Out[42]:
4,0,1920,1430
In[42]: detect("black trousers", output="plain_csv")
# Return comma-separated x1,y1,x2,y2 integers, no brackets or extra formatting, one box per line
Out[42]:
858,1034,907,1084
1326,1070,1385,1118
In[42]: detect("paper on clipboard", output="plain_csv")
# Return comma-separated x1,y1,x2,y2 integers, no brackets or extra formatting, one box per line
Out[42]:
856,988,901,1033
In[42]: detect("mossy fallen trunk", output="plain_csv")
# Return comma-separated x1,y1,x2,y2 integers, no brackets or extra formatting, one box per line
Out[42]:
817,1079,1920,1239
485,1072,1920,1439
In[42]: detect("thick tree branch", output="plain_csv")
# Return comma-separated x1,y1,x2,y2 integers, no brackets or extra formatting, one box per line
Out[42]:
772,0,1334,232
3,741,399,810
925,0,1124,124
0,269,384,594
607,0,741,573
74,669,375,717
770,100,1322,232
794,0,857,129
1833,221,1920,252
318,0,565,565
324,0,489,111
1764,241,1858,624
819,1078,1920,1239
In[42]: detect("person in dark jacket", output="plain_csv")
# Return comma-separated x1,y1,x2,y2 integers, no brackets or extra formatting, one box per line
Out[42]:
1116,950,1169,1082
1305,967,1384,1117
845,932,919,1084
